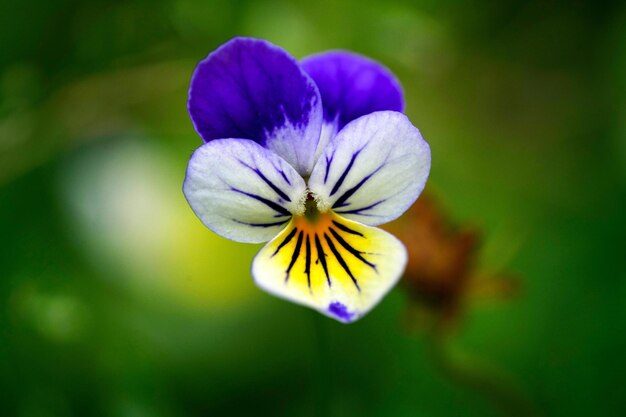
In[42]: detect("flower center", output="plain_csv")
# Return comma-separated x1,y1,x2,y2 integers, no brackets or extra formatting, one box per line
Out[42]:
303,192,322,223
297,185,332,218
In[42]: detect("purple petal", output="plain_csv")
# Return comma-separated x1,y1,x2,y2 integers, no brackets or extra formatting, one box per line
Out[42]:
188,37,323,175
301,51,404,131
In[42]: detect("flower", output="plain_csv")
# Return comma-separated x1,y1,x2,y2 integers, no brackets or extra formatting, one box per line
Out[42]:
183,37,431,323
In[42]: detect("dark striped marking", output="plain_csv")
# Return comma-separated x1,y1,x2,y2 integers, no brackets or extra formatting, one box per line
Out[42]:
272,227,298,257
234,219,289,228
329,150,361,196
254,168,291,202
231,188,291,216
324,233,360,291
335,199,385,216
238,159,291,202
314,234,331,287
304,234,312,288
323,154,333,184
332,164,384,209
239,159,291,202
329,228,376,271
285,230,304,282
331,220,364,237
277,168,292,186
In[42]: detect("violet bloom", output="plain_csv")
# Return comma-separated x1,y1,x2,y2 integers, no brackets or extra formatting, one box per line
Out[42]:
184,37,431,323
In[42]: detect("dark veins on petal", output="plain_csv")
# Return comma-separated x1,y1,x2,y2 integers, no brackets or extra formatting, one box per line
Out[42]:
330,149,362,197
315,234,331,286
329,228,376,271
233,219,289,227
273,220,377,291
334,199,386,216
304,235,312,288
230,187,291,217
285,230,304,282
332,163,385,209
276,166,292,186
272,227,298,257
238,159,292,202
324,232,360,291
323,154,333,184
331,220,364,236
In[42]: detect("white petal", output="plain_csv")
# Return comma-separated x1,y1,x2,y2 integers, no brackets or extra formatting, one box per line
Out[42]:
312,120,339,166
308,111,431,226
252,212,407,323
183,139,307,243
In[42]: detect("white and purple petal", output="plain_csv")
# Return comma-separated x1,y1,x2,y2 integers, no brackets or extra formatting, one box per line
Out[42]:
188,37,323,175
183,139,307,243
308,111,431,226
301,51,404,160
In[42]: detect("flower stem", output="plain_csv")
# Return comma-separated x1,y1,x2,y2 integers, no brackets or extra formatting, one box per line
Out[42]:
312,312,332,417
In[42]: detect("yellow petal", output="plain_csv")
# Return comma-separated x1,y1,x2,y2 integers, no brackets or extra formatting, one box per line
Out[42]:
252,211,407,322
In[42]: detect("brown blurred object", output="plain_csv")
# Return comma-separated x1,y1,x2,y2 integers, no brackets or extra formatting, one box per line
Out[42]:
382,190,520,331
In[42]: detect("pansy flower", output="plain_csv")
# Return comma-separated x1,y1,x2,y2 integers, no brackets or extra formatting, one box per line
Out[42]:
184,37,431,323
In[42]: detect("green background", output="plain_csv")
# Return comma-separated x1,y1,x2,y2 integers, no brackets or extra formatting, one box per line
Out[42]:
1,0,624,416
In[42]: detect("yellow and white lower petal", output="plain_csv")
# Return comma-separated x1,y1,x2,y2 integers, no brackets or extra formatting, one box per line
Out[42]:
252,211,407,323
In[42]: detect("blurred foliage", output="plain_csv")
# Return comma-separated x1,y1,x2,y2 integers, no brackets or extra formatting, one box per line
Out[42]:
1,0,625,416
